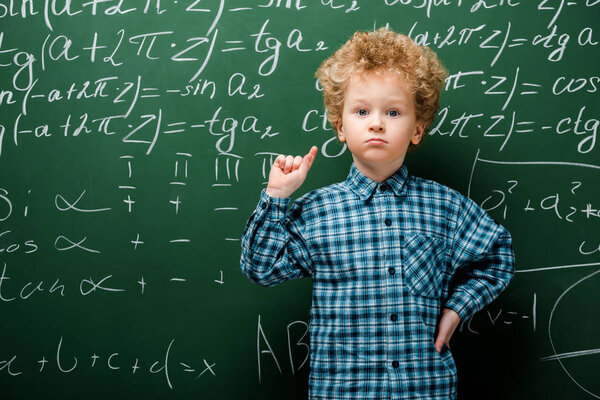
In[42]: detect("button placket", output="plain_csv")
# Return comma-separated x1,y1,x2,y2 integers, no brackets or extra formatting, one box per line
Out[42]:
379,194,402,379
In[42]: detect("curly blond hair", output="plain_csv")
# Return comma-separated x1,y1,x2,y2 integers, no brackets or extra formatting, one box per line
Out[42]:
315,27,448,151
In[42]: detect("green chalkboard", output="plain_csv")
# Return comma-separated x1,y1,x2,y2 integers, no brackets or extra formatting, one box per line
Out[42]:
0,1,599,399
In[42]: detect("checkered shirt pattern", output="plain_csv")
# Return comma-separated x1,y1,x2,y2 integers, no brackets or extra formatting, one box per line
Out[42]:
240,163,515,400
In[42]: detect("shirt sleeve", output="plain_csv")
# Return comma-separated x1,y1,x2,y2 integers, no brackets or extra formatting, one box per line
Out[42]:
239,189,314,287
444,194,515,322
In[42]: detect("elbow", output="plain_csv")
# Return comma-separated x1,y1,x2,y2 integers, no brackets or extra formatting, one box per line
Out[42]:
484,228,516,291
239,259,277,287
499,231,516,289
505,251,516,288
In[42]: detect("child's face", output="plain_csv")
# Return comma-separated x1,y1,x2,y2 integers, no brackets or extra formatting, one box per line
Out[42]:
336,71,424,175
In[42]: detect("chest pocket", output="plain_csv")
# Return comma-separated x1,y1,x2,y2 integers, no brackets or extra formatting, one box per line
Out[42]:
402,233,447,299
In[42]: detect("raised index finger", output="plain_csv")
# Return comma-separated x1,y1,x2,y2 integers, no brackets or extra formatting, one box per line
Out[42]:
306,146,318,168
299,146,318,173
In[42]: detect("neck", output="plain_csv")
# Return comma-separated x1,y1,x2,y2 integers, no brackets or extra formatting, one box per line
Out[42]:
353,158,405,183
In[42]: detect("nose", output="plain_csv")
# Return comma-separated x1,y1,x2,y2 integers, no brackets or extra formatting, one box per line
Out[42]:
368,113,384,132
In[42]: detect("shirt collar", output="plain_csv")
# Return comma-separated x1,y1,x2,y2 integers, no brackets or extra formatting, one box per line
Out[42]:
345,162,409,200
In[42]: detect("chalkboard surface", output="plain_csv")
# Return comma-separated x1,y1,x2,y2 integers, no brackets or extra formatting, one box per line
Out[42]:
1,1,599,399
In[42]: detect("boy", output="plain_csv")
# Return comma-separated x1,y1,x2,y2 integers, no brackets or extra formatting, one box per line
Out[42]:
240,28,514,400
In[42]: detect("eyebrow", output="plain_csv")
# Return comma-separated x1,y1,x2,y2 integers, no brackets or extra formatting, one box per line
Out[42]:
348,97,410,106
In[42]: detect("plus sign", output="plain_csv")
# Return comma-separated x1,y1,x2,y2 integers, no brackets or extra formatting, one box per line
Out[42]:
170,195,181,214
138,277,146,294
124,195,135,212
91,354,100,367
37,356,48,372
131,233,144,249
132,358,140,374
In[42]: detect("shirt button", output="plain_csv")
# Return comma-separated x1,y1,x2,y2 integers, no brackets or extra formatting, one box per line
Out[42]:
392,361,399,368
384,218,391,226
380,184,388,192
260,202,267,209
388,267,395,275
390,313,398,322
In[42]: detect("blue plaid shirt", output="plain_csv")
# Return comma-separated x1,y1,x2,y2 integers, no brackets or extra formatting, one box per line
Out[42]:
240,163,515,400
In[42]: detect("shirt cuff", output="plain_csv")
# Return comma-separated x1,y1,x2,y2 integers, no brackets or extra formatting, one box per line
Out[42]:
444,291,477,322
255,189,291,221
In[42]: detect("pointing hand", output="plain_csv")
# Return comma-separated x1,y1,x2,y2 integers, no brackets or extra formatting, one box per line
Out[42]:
265,146,318,198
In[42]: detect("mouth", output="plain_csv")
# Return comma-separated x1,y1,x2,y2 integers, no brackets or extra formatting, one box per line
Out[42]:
366,138,387,144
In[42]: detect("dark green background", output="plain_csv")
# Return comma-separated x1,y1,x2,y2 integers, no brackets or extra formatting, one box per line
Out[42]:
0,1,599,399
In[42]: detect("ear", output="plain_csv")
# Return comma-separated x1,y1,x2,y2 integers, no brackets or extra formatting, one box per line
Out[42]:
336,120,346,143
411,121,426,145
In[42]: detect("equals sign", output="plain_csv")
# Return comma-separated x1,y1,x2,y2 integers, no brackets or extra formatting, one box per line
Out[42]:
222,40,245,52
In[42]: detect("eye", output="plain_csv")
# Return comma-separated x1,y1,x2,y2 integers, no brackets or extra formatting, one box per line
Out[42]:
356,109,368,116
387,110,400,117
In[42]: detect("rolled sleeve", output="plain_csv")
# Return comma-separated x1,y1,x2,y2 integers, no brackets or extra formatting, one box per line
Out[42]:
444,195,515,322
240,189,314,287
